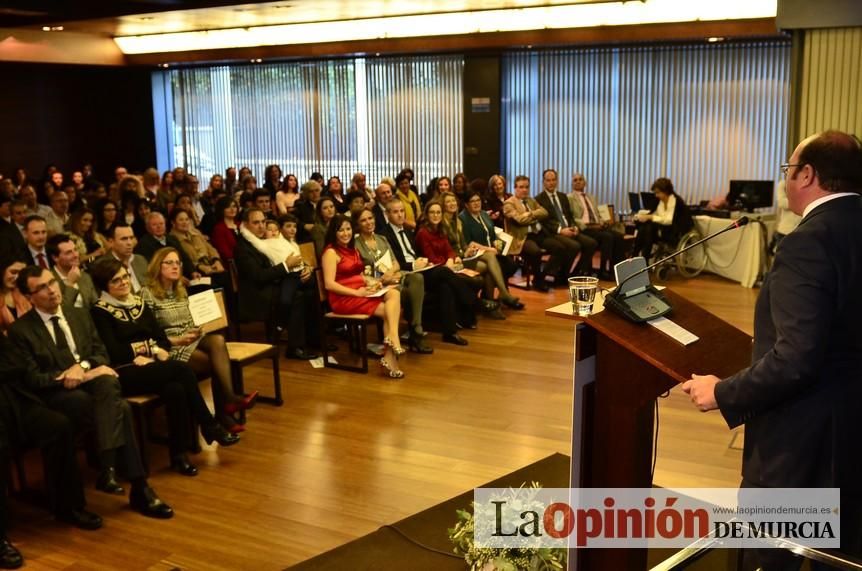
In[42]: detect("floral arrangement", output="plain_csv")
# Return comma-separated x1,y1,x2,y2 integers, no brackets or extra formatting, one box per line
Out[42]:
448,482,567,571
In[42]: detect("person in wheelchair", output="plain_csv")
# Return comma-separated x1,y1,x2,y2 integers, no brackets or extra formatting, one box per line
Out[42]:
633,177,693,263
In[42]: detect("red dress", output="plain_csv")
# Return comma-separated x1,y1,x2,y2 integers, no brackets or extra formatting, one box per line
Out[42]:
325,245,382,315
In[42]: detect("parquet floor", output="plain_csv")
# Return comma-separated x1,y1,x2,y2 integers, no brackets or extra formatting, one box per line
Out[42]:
9,273,758,570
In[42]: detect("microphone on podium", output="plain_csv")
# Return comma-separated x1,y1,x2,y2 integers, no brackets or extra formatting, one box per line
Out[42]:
605,216,750,323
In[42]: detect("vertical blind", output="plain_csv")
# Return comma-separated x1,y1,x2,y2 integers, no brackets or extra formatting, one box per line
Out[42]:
797,27,862,140
501,42,791,208
158,55,463,187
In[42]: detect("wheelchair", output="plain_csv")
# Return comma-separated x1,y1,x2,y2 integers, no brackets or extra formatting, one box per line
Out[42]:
650,227,707,281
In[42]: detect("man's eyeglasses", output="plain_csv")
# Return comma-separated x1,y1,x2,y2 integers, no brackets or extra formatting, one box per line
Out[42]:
109,273,131,286
780,163,804,176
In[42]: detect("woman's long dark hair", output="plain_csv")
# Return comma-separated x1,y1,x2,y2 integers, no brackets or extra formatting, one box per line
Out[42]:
323,214,355,250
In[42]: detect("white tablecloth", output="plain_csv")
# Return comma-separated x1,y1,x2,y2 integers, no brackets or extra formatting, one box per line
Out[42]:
694,215,774,288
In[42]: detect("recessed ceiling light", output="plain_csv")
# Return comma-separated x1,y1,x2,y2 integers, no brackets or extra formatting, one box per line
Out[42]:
250,58,263,63
159,63,170,68
41,25,63,32
707,36,725,42
138,17,154,22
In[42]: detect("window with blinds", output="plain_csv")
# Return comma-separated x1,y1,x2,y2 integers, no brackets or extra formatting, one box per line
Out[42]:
501,42,791,208
154,55,464,188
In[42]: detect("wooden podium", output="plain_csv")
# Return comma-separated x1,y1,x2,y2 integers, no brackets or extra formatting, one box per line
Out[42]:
546,289,752,570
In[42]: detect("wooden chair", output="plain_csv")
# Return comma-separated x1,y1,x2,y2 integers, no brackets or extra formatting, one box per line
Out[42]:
306,242,383,374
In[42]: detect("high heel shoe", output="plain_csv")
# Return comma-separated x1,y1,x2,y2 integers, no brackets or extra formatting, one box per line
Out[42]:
224,391,259,415
201,423,240,446
383,336,407,356
379,357,405,379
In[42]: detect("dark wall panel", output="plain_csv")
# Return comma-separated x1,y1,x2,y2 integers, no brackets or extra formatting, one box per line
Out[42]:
462,55,501,181
0,63,155,184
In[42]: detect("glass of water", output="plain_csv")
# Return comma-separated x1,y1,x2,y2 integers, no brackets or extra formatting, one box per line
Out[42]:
568,277,599,317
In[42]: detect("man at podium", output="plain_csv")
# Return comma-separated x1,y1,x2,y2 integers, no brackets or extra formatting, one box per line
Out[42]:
683,131,862,565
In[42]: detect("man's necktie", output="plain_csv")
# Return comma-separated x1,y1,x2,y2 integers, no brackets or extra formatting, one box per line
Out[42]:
37,253,48,269
550,193,568,227
50,316,76,369
399,230,416,258
582,193,598,224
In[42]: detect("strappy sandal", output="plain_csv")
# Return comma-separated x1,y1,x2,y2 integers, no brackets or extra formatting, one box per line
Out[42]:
379,357,405,379
383,336,407,356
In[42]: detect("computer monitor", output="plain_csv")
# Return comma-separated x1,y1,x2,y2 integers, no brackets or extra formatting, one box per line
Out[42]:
727,180,774,212
628,192,642,212
640,191,660,212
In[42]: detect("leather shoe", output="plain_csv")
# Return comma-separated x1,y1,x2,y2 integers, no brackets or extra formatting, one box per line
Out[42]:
95,468,125,495
409,335,434,354
442,333,469,346
170,454,199,476
202,423,240,447
130,486,174,519
501,297,525,310
0,538,22,569
285,347,318,360
56,509,103,530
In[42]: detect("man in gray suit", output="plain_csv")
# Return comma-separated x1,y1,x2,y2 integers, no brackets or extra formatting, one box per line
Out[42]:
567,172,628,280
8,266,173,519
48,234,98,309
99,224,148,293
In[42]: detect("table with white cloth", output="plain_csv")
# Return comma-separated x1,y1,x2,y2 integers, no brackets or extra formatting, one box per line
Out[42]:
694,214,775,288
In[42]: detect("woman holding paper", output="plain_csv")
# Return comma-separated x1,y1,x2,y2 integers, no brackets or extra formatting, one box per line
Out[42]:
439,191,522,317
88,257,239,477
321,214,406,379
141,248,256,435
353,208,431,354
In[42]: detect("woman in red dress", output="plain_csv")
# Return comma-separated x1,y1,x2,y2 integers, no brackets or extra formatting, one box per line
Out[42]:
321,214,405,379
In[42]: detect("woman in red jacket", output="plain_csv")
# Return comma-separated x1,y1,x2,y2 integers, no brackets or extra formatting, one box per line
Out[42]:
209,196,239,262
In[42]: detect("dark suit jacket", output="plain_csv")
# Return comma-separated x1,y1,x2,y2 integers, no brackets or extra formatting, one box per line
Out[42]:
233,235,288,322
134,233,195,278
379,223,418,271
535,191,575,235
24,246,54,269
715,195,862,491
373,203,388,234
0,223,27,261
8,307,110,393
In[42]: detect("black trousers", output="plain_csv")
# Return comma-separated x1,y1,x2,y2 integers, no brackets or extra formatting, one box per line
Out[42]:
422,266,476,334
0,401,87,533
42,376,146,480
583,228,628,272
539,234,581,277
520,236,545,280
118,361,212,457
278,272,316,350
633,222,679,262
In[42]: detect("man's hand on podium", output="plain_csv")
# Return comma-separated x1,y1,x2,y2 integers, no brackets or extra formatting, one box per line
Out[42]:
682,374,720,412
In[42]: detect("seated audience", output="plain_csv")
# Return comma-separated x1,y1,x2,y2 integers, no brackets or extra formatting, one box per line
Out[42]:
275,173,301,215
354,208,432,354
452,173,468,203
235,208,317,360
131,200,152,239
48,234,98,309
174,194,200,227
394,173,421,230
9,266,173,518
67,208,107,265
134,212,195,276
350,172,373,206
210,196,241,262
253,189,276,221
310,196,337,259
345,190,367,217
459,190,524,310
158,170,176,212
568,172,628,280
141,247,256,433
536,169,595,278
94,198,118,237
0,257,28,335
22,216,52,269
372,182,393,230
503,175,552,291
321,214,405,378
88,258,239,477
633,177,693,263
44,191,70,236
484,174,510,228
98,225,148,293
263,164,282,199
168,209,223,276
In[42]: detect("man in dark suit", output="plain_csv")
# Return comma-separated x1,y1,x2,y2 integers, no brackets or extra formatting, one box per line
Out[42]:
234,208,317,360
8,266,173,519
48,234,99,309
0,334,103,569
97,224,148,293
21,215,53,270
381,199,472,346
535,169,595,279
0,201,28,262
133,212,195,278
684,131,862,566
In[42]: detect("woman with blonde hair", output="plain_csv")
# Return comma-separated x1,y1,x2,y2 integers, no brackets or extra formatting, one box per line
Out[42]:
141,248,256,435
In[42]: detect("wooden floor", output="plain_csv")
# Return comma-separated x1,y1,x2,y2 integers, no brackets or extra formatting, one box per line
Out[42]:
9,272,759,570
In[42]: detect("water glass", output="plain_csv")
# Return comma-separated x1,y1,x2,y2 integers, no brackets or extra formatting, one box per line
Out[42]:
568,277,599,317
